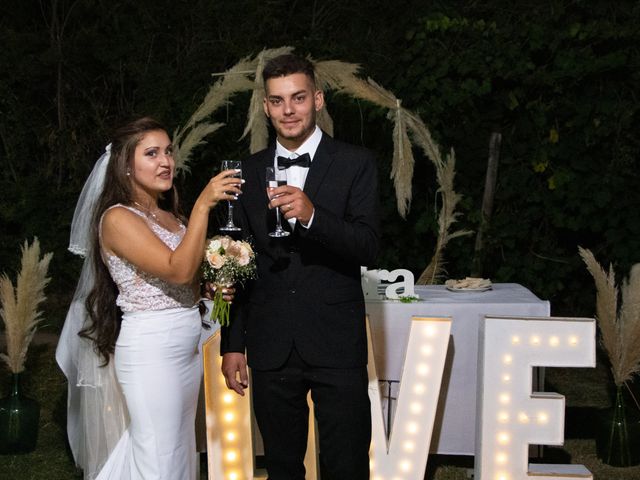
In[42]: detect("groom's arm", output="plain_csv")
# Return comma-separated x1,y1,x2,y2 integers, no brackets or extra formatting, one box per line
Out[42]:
300,148,380,266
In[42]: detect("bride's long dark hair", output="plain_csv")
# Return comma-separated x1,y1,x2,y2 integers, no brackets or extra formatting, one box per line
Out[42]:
80,117,183,365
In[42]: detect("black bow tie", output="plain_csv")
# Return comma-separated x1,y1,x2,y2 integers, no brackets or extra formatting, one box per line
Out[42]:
277,153,311,170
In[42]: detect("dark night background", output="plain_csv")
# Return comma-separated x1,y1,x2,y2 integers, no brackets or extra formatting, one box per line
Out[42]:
1,1,640,479
1,0,639,354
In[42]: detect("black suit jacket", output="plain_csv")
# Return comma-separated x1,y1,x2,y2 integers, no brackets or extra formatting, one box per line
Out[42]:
221,132,380,370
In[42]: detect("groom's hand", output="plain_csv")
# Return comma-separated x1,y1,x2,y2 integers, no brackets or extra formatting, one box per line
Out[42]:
269,185,314,225
221,352,249,396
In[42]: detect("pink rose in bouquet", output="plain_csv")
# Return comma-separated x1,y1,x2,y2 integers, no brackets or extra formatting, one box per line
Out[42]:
202,235,256,326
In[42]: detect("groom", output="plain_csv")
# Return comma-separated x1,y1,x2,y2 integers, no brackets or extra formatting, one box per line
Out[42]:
221,53,380,479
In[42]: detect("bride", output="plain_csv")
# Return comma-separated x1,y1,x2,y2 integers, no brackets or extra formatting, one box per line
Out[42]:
56,117,240,479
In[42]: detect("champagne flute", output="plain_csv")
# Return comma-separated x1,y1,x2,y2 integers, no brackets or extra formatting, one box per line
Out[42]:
266,166,290,237
219,160,242,232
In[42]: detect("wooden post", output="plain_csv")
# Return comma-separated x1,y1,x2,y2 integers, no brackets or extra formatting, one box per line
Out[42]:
472,132,502,277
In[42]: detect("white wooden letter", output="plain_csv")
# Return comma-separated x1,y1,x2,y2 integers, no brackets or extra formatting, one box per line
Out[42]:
368,316,451,480
379,268,416,299
476,316,595,480
202,332,318,479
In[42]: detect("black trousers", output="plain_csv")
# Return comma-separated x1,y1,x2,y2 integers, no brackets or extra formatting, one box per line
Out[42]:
251,348,371,480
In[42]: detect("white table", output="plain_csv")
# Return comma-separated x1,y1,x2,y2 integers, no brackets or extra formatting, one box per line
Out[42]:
366,283,550,456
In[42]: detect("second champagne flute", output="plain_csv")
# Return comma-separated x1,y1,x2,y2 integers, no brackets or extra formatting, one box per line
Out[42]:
266,166,289,237
219,160,242,232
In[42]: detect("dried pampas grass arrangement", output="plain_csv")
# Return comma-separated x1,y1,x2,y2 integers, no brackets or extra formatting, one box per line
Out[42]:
172,55,257,172
578,246,640,386
0,238,53,373
174,47,470,283
173,46,295,172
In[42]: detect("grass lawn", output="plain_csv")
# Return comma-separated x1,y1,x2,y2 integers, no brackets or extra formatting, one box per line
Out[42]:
0,342,82,479
1,340,640,479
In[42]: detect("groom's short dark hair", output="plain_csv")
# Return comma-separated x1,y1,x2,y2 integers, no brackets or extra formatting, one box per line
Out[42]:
262,54,316,88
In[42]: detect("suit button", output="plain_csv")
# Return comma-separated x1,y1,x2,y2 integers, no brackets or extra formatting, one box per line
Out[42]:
289,289,296,294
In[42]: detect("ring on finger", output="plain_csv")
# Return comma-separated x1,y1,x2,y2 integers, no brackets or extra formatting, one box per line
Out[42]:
287,203,292,211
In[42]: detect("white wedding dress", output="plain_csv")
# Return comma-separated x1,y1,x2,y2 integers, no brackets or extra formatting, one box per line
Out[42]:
93,205,202,480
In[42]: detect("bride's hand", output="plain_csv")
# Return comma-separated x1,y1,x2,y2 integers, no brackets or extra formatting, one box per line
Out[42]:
203,281,236,303
199,168,243,209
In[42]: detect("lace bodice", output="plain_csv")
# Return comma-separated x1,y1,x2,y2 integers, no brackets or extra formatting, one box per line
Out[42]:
100,205,196,312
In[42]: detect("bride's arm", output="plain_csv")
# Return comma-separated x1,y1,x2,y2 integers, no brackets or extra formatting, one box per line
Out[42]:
102,170,242,285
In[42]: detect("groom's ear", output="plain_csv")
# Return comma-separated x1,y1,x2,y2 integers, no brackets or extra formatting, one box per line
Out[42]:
314,89,324,112
263,97,271,118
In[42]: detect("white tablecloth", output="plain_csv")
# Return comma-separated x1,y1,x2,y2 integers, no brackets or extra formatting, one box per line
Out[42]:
366,283,550,456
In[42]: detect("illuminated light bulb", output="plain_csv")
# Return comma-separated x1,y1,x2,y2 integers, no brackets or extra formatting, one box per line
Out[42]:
403,440,416,452
413,383,426,394
224,411,235,423
226,431,236,442
399,460,412,472
518,412,530,423
499,393,510,405
497,411,509,423
502,373,511,383
406,421,419,434
225,450,237,462
496,473,510,480
421,345,433,356
537,412,549,424
549,336,560,347
416,363,430,376
497,432,510,445
530,335,541,345
503,354,512,365
511,335,521,345
569,335,579,346
495,452,508,465
424,325,436,337
228,472,238,480
410,402,422,414
222,393,234,404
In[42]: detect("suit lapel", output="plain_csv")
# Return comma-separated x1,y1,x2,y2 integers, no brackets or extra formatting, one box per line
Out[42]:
248,135,334,265
303,133,335,202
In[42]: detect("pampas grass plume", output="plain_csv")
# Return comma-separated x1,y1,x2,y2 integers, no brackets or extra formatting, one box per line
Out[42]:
579,246,640,385
174,46,470,285
0,238,53,373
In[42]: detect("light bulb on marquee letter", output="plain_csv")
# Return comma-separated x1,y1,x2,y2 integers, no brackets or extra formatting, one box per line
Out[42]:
203,313,451,480
475,316,595,480
202,331,318,480
367,316,451,480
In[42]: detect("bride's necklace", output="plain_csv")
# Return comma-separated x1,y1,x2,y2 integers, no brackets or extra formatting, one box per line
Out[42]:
133,201,160,221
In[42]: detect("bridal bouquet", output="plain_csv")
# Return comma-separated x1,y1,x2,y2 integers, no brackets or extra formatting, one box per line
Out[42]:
202,235,256,326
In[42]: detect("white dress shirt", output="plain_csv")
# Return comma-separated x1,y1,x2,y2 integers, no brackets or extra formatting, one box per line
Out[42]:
274,125,323,229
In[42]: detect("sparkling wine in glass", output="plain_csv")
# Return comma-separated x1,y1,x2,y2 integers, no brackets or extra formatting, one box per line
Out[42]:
266,166,289,238
219,160,242,232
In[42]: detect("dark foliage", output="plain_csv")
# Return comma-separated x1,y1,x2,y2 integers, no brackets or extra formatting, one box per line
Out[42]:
0,0,638,330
